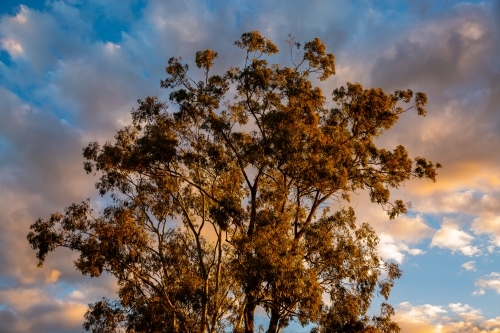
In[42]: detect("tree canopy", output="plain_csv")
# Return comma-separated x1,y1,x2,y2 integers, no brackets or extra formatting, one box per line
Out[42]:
28,31,440,333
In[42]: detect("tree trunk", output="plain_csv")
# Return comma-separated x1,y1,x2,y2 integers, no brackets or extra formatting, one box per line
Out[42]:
244,296,256,333
266,309,280,333
201,279,209,333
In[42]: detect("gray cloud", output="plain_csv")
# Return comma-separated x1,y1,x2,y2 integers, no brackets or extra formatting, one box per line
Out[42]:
0,287,88,333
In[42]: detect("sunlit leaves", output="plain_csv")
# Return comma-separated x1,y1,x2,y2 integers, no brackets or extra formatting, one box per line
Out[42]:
234,31,279,56
27,31,439,333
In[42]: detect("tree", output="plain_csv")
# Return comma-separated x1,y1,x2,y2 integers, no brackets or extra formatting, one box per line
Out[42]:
28,31,440,333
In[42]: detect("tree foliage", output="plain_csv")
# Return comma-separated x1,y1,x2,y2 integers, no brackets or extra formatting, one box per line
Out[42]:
28,31,440,333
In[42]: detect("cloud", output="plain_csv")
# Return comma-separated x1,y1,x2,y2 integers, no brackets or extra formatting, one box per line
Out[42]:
348,201,434,263
405,190,500,251
1,38,24,56
378,233,427,264
472,289,485,296
370,2,495,92
0,0,499,332
0,4,89,73
461,261,476,271
0,288,87,333
45,270,61,284
417,190,500,216
475,272,500,295
394,302,500,333
352,205,434,263
395,302,447,323
364,1,500,202
472,215,500,246
0,2,237,331
384,214,434,244
406,189,500,251
430,219,480,256
0,31,123,329
448,303,483,322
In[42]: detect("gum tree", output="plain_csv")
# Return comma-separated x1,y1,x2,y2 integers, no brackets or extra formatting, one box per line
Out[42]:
28,31,440,333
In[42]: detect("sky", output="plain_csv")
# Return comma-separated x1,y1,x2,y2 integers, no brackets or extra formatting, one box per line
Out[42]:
0,0,500,332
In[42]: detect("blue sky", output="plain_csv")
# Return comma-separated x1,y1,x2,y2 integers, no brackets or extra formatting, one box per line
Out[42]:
1,1,500,332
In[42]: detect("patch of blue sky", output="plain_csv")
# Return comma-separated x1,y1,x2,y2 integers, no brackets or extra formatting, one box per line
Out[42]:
229,1,259,32
394,245,500,317
1,1,146,45
416,213,443,230
204,0,218,12
417,212,476,230
1,80,39,107
36,77,78,123
91,15,130,44
0,301,14,317
47,104,78,126
0,0,47,16
444,79,494,103
0,55,46,110
0,275,16,288
398,0,485,17
130,0,147,19
202,0,248,14
45,280,82,300
370,0,410,18
84,0,148,44
1,79,48,113
0,69,77,126
474,289,500,319
0,50,13,68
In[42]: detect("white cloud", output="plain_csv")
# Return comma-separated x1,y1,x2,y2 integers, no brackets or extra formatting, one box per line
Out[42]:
370,214,433,263
459,246,480,257
461,261,476,271
394,302,500,333
407,248,425,256
472,215,500,246
384,214,434,243
472,289,485,296
378,235,405,263
396,302,447,324
69,290,85,299
13,5,28,24
475,272,500,295
378,233,426,263
0,3,91,73
104,41,121,54
449,303,483,322
413,190,500,252
430,219,480,256
441,190,477,213
1,38,24,55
